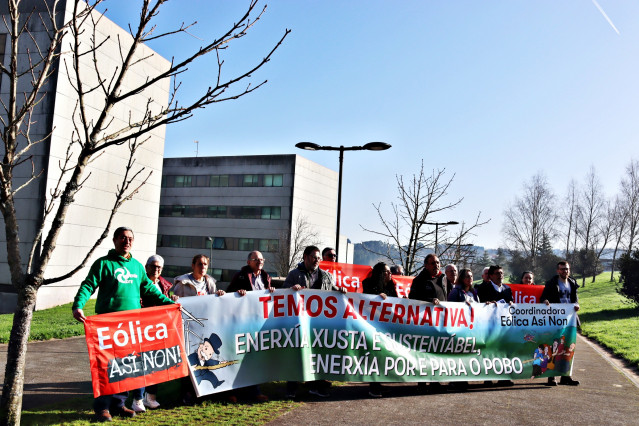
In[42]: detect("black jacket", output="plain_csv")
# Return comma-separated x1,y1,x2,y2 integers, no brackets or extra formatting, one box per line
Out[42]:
475,281,513,303
408,270,446,302
227,265,272,292
541,275,579,304
362,277,399,298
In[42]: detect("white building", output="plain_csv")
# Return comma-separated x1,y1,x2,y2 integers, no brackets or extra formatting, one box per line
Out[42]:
157,155,353,286
0,0,170,312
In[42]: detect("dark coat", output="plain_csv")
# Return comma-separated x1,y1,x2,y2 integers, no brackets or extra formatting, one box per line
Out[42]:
408,270,446,303
362,277,399,298
141,276,173,307
283,262,338,291
475,281,513,303
227,265,272,292
541,275,579,304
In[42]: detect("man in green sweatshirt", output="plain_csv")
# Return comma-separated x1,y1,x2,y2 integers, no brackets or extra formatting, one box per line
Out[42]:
72,226,174,422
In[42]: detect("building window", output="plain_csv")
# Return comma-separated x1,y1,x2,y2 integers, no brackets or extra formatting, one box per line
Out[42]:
210,175,229,187
160,205,281,220
239,238,254,251
162,173,282,188
264,174,283,187
261,206,281,220
195,175,210,187
243,174,258,187
158,235,278,252
259,239,279,252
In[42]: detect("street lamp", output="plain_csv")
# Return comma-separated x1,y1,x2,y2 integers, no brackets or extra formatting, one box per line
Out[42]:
296,141,391,262
205,236,213,276
423,221,459,257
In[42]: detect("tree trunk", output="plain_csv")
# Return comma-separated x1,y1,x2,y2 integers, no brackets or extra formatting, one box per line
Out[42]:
0,283,38,426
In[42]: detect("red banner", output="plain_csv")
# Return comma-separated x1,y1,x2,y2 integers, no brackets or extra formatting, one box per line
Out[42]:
392,275,414,298
320,261,372,293
321,261,546,301
84,304,188,397
509,283,544,303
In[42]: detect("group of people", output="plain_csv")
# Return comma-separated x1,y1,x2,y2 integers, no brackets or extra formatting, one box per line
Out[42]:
361,254,581,395
72,227,580,422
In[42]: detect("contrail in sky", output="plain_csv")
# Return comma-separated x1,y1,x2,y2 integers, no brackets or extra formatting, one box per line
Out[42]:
592,0,620,35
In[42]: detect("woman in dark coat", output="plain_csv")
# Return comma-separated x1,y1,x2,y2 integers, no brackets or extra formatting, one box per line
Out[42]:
362,262,398,397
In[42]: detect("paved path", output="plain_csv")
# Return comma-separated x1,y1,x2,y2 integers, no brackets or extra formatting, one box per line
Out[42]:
0,336,93,410
272,334,639,425
2,334,638,425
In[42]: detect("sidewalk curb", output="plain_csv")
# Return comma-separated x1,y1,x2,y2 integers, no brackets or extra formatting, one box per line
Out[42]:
578,333,639,388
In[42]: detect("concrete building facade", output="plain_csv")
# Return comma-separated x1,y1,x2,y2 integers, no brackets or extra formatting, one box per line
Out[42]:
0,0,170,312
157,155,352,286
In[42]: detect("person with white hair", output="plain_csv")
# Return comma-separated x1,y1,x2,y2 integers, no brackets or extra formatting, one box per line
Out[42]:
443,264,458,294
141,254,172,409
145,254,172,298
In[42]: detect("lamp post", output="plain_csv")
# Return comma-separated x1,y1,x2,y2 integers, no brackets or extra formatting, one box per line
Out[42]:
423,221,459,257
205,236,213,276
296,141,391,262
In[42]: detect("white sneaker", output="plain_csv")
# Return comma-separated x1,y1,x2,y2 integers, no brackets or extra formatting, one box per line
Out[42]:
132,399,146,413
143,393,160,409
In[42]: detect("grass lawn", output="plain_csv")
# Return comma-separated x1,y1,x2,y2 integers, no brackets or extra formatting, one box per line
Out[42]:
577,272,639,368
0,299,95,343
20,381,300,425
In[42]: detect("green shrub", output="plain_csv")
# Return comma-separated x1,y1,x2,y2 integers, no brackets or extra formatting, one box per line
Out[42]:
618,250,639,306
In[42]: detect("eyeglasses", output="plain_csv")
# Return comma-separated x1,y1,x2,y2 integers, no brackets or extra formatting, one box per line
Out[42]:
149,265,162,270
250,258,265,263
326,254,337,259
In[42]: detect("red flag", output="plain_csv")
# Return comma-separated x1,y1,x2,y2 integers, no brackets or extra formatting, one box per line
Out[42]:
320,261,372,293
84,304,188,397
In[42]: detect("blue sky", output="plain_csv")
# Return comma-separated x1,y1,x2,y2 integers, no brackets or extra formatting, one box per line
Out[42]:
101,1,639,249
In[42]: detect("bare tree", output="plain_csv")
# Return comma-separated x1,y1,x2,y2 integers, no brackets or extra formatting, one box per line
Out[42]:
620,159,639,253
0,0,288,422
361,163,488,276
609,195,629,281
273,213,320,276
502,173,558,269
592,198,614,282
575,166,606,286
562,179,579,264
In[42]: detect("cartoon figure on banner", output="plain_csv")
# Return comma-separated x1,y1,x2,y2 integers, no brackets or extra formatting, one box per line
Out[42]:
562,342,576,373
181,308,238,390
540,344,550,373
547,338,559,370
531,344,545,378
188,333,227,388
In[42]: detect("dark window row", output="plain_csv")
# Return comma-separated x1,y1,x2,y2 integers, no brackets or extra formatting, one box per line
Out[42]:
160,205,281,220
157,234,279,253
162,173,283,188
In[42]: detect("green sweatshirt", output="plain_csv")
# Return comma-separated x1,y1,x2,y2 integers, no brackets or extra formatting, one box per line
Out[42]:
72,249,173,314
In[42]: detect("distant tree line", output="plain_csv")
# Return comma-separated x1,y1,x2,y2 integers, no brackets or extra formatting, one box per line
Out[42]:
502,161,639,288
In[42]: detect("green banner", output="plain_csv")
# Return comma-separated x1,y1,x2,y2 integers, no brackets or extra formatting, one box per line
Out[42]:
179,290,578,396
